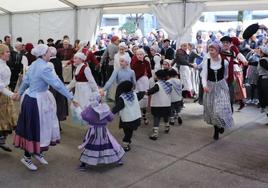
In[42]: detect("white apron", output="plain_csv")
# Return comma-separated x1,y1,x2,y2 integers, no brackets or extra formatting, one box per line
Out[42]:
135,76,149,108
180,65,193,92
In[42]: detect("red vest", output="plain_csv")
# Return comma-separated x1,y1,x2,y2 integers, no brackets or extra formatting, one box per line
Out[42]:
75,64,88,82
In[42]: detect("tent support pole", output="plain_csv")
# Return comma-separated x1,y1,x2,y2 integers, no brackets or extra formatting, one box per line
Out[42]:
74,8,78,40
183,0,186,27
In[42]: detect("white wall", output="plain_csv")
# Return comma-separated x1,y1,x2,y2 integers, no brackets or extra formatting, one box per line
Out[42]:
11,10,76,45
0,15,10,41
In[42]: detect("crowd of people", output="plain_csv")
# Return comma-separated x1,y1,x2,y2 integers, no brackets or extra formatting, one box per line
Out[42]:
0,22,268,172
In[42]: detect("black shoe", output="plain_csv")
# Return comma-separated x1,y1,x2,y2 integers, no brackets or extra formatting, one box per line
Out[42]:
78,163,87,171
169,122,175,126
219,127,225,134
213,126,219,140
0,145,12,152
237,102,245,111
123,144,131,152
149,135,158,140
178,117,183,125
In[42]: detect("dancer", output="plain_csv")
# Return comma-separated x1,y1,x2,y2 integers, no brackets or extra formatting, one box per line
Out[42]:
73,94,125,170
168,69,183,126
201,42,234,140
67,52,99,110
13,44,77,171
0,44,17,152
111,81,145,151
100,54,136,101
131,49,152,125
147,70,172,140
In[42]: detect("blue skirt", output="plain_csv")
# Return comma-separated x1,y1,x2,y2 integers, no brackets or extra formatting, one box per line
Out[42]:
14,95,41,154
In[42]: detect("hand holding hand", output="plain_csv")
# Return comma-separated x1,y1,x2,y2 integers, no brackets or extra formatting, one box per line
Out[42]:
99,89,105,97
11,93,20,101
72,100,80,108
203,86,209,93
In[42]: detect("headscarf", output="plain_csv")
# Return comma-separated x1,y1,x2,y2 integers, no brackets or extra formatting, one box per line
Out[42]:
31,44,49,57
74,52,86,61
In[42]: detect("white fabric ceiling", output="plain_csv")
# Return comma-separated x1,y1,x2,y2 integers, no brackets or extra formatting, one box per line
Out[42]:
0,0,268,14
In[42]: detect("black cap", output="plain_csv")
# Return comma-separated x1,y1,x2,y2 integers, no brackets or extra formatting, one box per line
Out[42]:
242,23,259,40
163,39,170,43
168,69,178,77
220,36,232,43
155,69,167,80
47,38,54,43
117,81,133,93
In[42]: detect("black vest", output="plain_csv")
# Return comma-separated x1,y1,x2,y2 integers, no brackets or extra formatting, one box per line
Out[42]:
207,58,225,82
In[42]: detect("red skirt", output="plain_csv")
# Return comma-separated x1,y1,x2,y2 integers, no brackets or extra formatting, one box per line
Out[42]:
234,71,247,100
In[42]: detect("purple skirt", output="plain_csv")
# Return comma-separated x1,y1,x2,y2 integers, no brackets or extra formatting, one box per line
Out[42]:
80,126,125,166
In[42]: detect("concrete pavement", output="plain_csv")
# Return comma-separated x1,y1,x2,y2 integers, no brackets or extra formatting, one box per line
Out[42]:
1,102,268,188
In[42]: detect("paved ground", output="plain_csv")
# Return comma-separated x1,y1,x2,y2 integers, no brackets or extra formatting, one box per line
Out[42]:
1,101,268,188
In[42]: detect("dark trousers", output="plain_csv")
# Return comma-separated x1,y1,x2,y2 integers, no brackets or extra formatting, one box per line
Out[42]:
228,83,235,113
123,127,133,143
153,116,169,127
258,76,268,108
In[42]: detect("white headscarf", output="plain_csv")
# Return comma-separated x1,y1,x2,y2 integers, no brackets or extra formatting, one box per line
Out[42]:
74,52,86,61
31,44,49,57
49,46,57,57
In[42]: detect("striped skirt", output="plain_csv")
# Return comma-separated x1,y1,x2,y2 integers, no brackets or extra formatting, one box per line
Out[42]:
79,125,125,166
203,79,234,128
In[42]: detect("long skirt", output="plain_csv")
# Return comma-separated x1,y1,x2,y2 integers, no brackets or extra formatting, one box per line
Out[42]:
79,125,125,166
234,71,247,101
135,76,149,108
73,82,98,110
50,88,68,121
180,65,193,92
203,79,234,128
14,91,60,154
0,93,17,143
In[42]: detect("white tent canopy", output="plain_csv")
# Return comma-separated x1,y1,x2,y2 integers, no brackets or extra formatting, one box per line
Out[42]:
0,0,268,45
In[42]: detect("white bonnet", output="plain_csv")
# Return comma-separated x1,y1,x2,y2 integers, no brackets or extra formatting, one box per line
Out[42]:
49,46,57,57
74,52,87,61
119,54,131,64
119,42,127,48
31,44,49,57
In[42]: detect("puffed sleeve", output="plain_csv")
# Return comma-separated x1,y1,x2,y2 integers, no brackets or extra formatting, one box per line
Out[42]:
200,58,208,87
19,72,30,96
84,66,98,92
41,66,73,100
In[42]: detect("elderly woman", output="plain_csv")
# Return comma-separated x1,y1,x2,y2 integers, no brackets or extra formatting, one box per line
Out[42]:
201,42,233,140
131,48,152,125
149,45,161,72
13,44,77,171
114,42,130,70
0,44,17,152
174,42,196,98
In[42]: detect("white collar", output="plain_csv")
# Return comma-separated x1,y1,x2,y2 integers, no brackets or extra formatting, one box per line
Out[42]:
0,59,6,65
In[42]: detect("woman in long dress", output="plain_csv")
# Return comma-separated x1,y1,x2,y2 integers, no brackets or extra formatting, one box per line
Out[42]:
201,42,234,140
0,44,17,152
67,52,99,110
131,49,152,125
13,44,77,171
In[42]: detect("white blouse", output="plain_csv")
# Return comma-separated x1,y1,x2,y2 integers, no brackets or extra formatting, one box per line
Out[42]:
201,56,229,87
67,63,98,92
0,59,13,97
